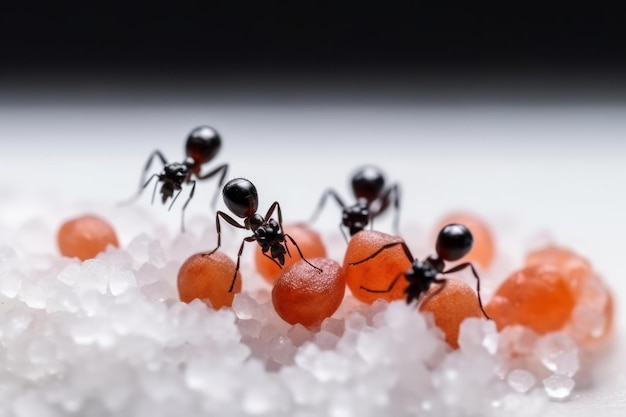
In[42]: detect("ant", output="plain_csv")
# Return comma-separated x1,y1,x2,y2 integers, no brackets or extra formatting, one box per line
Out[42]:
308,165,400,241
349,223,490,319
204,178,322,292
124,126,228,231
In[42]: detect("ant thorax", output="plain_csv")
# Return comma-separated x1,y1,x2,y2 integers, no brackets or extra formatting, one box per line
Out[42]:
424,255,444,273
342,201,370,234
161,163,189,184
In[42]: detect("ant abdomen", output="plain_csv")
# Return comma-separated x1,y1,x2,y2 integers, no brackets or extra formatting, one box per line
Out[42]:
185,126,222,167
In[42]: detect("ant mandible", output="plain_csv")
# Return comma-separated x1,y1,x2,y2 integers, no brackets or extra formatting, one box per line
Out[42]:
309,165,400,241
349,223,491,319
125,126,228,231
205,178,322,292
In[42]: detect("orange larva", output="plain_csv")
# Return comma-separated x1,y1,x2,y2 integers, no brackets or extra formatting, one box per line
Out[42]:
272,258,344,328
419,279,485,349
255,223,326,284
177,251,242,309
485,264,576,334
57,214,119,261
343,230,411,304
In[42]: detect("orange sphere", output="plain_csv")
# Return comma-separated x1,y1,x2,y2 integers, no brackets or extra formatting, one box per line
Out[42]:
254,223,327,284
435,212,495,269
57,214,119,261
525,246,592,296
272,258,345,328
485,264,576,334
419,279,485,349
343,230,411,304
526,246,614,345
177,251,242,309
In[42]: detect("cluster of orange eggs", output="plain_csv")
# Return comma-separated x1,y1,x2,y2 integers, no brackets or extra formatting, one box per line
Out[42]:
56,210,613,351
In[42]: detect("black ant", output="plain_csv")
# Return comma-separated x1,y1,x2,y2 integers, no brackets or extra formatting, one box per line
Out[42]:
349,223,490,319
204,178,322,292
124,126,228,231
308,165,400,241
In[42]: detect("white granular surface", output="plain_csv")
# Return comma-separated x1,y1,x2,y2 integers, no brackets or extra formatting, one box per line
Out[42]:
0,196,614,417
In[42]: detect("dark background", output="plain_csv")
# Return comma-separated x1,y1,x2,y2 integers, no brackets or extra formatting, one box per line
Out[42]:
2,2,625,79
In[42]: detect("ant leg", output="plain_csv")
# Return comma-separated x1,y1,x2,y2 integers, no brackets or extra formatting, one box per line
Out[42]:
228,235,256,292
349,241,414,266
139,150,168,189
308,189,346,224
262,250,284,269
118,173,159,206
359,272,404,293
443,263,491,320
178,180,197,232
417,278,447,306
203,211,246,257
264,201,280,223
285,234,322,272
371,183,401,235
339,224,350,244
196,163,228,209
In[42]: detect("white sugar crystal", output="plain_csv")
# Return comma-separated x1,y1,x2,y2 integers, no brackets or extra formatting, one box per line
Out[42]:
287,323,315,347
315,330,340,350
0,270,22,298
232,292,260,320
269,334,296,365
19,283,47,309
499,325,539,356
239,318,263,338
507,369,537,393
356,328,387,364
458,318,499,355
535,333,579,376
321,317,345,337
543,374,575,399
0,307,33,340
108,267,136,296
344,312,367,331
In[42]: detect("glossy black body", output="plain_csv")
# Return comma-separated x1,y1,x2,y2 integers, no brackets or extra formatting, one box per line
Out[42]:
349,224,490,318
126,125,228,231
206,178,321,292
309,165,400,240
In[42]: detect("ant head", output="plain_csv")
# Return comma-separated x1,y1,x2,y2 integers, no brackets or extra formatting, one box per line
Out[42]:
185,126,222,164
351,165,385,202
435,223,473,262
223,178,258,218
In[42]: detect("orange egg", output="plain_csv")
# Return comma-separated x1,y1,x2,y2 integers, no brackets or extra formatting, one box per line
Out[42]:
435,212,495,269
525,246,592,294
57,214,119,261
254,223,327,284
526,246,614,345
272,258,344,328
343,230,411,304
485,264,576,334
177,251,242,309
419,279,485,349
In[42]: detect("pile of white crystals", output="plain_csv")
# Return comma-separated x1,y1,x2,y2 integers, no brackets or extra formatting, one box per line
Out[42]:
0,211,609,417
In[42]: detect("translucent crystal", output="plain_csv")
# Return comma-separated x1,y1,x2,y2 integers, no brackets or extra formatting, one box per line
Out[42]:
543,375,575,399
507,369,536,393
535,333,579,376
